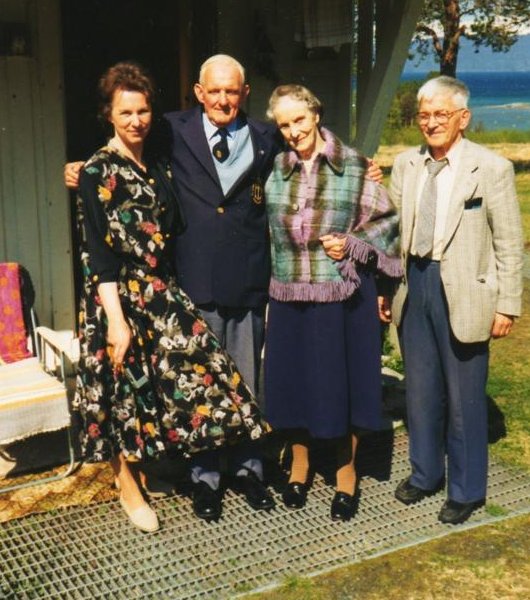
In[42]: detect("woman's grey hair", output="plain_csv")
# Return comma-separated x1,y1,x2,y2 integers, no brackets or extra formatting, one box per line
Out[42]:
199,54,246,85
266,84,323,120
417,76,470,109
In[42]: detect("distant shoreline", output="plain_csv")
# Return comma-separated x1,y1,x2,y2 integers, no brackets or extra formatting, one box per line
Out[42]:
490,103,530,110
402,71,530,76
374,143,530,169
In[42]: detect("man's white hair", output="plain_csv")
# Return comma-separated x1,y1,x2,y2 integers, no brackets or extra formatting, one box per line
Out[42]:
198,54,246,86
417,75,470,109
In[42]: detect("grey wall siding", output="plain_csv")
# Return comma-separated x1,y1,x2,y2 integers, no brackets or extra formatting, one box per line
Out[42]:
0,0,74,330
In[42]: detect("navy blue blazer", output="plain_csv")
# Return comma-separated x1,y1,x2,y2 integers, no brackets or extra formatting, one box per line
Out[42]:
163,107,281,308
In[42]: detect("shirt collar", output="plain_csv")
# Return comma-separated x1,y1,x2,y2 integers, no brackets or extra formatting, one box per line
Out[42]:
426,137,464,168
202,112,241,140
279,127,347,179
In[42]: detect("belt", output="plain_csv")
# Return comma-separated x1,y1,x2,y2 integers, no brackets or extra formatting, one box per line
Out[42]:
409,255,440,265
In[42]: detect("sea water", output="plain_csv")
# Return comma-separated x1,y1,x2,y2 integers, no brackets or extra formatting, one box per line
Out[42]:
402,72,530,131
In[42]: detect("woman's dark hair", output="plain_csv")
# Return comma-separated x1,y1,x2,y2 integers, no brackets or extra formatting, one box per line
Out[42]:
97,61,156,131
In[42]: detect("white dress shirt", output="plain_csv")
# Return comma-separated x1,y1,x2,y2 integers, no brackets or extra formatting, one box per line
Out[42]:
412,140,464,260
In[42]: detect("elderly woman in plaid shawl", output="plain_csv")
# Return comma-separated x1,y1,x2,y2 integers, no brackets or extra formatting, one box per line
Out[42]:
264,84,402,521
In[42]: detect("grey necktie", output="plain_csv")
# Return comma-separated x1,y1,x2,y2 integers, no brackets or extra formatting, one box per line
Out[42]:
414,158,449,257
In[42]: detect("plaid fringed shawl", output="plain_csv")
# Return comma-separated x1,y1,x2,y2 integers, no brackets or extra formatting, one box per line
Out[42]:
265,128,402,303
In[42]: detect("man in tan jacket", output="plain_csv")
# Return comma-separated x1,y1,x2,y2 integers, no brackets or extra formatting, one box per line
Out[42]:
389,76,523,524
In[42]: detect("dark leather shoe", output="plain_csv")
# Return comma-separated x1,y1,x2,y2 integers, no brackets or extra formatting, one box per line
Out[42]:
192,481,222,522
438,499,484,525
395,476,443,505
233,472,275,511
282,482,308,509
330,491,356,521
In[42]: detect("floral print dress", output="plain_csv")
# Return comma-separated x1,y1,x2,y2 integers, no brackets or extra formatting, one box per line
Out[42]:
74,147,269,463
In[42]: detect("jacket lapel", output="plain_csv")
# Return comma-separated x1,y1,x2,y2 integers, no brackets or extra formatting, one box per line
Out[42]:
179,107,221,188
401,147,425,254
442,139,479,251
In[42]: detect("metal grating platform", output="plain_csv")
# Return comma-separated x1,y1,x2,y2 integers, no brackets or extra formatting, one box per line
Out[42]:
1,432,529,599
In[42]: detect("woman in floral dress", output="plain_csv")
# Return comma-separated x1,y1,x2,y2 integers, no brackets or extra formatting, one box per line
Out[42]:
75,62,268,532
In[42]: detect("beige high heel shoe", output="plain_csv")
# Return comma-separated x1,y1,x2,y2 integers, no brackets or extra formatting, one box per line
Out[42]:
119,494,159,533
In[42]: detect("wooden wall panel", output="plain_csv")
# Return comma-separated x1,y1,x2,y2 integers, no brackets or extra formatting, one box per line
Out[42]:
33,0,74,330
0,0,74,330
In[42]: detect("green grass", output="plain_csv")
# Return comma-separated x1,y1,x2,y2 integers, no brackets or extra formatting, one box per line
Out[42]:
380,125,423,146
467,129,530,144
516,172,530,246
248,515,530,600
486,170,530,469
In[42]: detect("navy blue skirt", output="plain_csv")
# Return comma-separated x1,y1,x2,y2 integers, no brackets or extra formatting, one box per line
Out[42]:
264,272,382,438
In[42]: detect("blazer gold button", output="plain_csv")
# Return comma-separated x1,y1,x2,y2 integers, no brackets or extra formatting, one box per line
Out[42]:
217,207,225,214
148,178,155,184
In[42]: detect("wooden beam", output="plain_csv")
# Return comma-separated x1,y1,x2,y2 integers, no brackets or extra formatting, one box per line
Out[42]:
355,0,423,157
355,0,374,116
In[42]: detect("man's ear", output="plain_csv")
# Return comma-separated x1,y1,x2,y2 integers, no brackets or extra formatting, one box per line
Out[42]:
194,83,205,105
460,108,471,131
241,84,250,102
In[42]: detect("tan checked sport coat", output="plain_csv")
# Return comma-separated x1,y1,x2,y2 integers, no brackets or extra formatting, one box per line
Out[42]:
390,138,523,343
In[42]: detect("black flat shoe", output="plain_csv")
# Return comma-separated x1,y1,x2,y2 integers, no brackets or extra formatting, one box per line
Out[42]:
438,499,485,525
282,481,308,509
330,491,356,521
232,472,275,511
395,476,444,505
192,481,222,522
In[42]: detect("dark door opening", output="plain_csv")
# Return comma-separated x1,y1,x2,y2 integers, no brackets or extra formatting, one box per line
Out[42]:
61,0,181,162
60,0,182,313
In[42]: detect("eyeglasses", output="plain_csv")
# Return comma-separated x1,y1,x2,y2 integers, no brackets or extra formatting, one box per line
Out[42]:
415,108,465,125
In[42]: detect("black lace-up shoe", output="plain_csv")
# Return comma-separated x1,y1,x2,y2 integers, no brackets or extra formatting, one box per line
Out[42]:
395,476,444,505
192,481,222,522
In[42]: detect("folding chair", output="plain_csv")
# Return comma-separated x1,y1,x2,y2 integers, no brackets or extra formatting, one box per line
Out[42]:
0,262,78,493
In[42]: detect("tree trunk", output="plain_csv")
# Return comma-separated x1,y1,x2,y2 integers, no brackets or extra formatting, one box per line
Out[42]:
441,0,461,76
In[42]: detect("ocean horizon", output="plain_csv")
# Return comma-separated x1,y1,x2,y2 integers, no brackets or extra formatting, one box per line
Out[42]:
401,71,530,131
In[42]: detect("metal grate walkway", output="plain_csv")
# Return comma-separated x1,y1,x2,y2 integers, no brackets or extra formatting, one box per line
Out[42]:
1,432,529,599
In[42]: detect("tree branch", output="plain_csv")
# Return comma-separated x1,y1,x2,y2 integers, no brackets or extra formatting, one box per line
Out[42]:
416,25,443,59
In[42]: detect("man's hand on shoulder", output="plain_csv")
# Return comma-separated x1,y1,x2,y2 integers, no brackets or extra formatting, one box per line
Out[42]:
491,312,515,339
64,161,85,190
366,158,383,184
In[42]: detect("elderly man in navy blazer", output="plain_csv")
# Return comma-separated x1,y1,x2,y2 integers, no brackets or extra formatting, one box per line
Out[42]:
389,76,523,525
162,54,281,520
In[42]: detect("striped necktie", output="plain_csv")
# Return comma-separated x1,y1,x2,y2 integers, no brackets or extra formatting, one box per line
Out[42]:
414,158,448,257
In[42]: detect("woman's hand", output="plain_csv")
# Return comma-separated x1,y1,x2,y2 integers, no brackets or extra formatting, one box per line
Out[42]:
320,234,346,261
378,296,392,323
97,282,131,365
107,318,132,365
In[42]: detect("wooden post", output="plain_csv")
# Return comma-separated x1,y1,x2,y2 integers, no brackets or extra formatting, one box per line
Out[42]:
355,0,424,157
